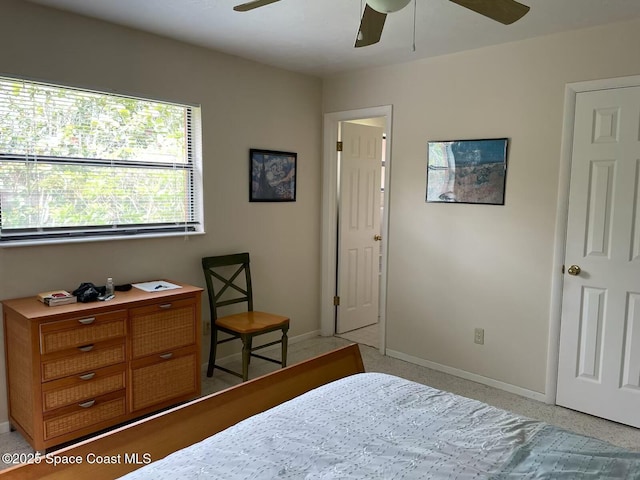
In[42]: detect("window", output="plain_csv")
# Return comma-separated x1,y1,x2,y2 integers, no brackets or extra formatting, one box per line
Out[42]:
0,76,203,245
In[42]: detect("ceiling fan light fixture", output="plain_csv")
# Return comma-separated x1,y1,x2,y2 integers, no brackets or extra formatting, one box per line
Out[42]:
366,0,411,14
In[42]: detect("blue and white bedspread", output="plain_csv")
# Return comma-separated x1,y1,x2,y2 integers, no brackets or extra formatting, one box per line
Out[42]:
120,373,640,479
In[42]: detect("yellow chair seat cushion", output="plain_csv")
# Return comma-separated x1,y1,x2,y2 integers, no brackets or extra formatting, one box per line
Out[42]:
215,311,289,334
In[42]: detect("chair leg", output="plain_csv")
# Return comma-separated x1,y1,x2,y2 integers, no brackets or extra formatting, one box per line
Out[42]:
241,335,252,382
281,327,288,368
207,326,219,377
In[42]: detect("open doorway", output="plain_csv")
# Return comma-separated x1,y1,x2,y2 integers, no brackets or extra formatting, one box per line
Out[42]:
320,106,392,355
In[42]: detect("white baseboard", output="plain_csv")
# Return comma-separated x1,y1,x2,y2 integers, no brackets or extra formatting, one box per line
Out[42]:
0,421,11,434
386,349,547,403
200,335,547,404
286,330,322,345
202,330,321,371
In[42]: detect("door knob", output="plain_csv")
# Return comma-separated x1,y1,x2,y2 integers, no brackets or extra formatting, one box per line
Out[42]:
374,234,382,241
567,265,581,276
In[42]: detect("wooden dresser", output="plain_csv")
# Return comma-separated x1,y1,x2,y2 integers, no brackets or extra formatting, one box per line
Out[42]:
1,281,202,451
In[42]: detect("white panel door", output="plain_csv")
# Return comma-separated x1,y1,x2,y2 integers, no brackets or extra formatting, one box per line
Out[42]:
336,122,383,334
556,86,640,427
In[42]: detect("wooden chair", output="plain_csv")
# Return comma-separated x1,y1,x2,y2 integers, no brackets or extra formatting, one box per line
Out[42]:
202,252,289,381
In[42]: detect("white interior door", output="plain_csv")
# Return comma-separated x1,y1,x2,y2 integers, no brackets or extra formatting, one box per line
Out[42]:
336,122,383,334
556,85,640,427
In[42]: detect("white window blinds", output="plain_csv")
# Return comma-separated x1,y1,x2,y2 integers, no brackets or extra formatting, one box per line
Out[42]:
0,76,203,244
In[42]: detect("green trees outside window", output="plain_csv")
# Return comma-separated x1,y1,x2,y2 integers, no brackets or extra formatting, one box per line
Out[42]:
0,77,202,243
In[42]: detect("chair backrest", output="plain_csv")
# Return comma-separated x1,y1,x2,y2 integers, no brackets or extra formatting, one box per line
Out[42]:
202,252,254,321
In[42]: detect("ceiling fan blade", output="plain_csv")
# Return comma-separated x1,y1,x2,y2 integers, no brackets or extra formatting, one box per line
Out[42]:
449,0,530,25
355,4,387,48
233,0,281,12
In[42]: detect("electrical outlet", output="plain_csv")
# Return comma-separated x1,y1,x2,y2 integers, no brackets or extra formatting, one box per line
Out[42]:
203,321,211,336
474,328,484,345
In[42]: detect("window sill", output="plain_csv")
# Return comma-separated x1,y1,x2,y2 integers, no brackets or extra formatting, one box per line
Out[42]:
0,230,205,248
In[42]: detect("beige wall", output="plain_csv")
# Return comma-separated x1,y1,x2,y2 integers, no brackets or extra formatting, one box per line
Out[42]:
0,0,322,426
323,18,640,395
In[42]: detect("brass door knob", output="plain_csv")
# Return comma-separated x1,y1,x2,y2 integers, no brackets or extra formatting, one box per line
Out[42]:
374,234,382,241
567,265,581,276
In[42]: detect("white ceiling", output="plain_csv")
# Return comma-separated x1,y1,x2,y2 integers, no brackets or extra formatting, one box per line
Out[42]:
27,0,640,77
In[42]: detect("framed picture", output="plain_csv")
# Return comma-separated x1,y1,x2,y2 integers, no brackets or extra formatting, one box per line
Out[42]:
249,149,297,202
426,138,508,205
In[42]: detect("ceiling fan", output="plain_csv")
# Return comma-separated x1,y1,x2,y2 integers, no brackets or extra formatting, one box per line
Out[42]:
233,0,530,48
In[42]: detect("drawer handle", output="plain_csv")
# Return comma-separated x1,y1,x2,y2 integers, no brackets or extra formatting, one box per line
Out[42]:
159,353,173,360
78,317,95,325
78,344,94,352
79,372,96,381
78,400,96,408
159,303,173,309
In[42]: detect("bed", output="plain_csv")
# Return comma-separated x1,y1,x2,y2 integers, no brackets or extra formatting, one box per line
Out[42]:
2,344,639,479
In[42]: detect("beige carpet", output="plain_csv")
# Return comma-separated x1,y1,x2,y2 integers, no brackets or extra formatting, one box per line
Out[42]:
1,334,638,472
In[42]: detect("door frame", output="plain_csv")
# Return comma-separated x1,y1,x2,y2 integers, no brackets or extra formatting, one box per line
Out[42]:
548,74,640,404
320,105,393,354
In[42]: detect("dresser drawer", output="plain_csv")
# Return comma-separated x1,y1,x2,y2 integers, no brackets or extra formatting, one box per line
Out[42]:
40,310,127,355
42,364,126,412
41,339,126,382
130,298,196,358
43,391,126,441
130,346,198,412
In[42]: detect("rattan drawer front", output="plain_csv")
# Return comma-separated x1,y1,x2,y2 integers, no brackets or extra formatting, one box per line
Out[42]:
41,340,126,382
130,299,196,358
42,364,126,412
43,392,125,440
131,348,197,411
40,310,127,354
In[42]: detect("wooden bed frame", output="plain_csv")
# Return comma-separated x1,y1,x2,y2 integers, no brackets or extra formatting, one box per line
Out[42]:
0,344,365,480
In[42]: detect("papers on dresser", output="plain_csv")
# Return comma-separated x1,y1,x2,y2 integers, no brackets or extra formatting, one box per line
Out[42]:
132,280,182,292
